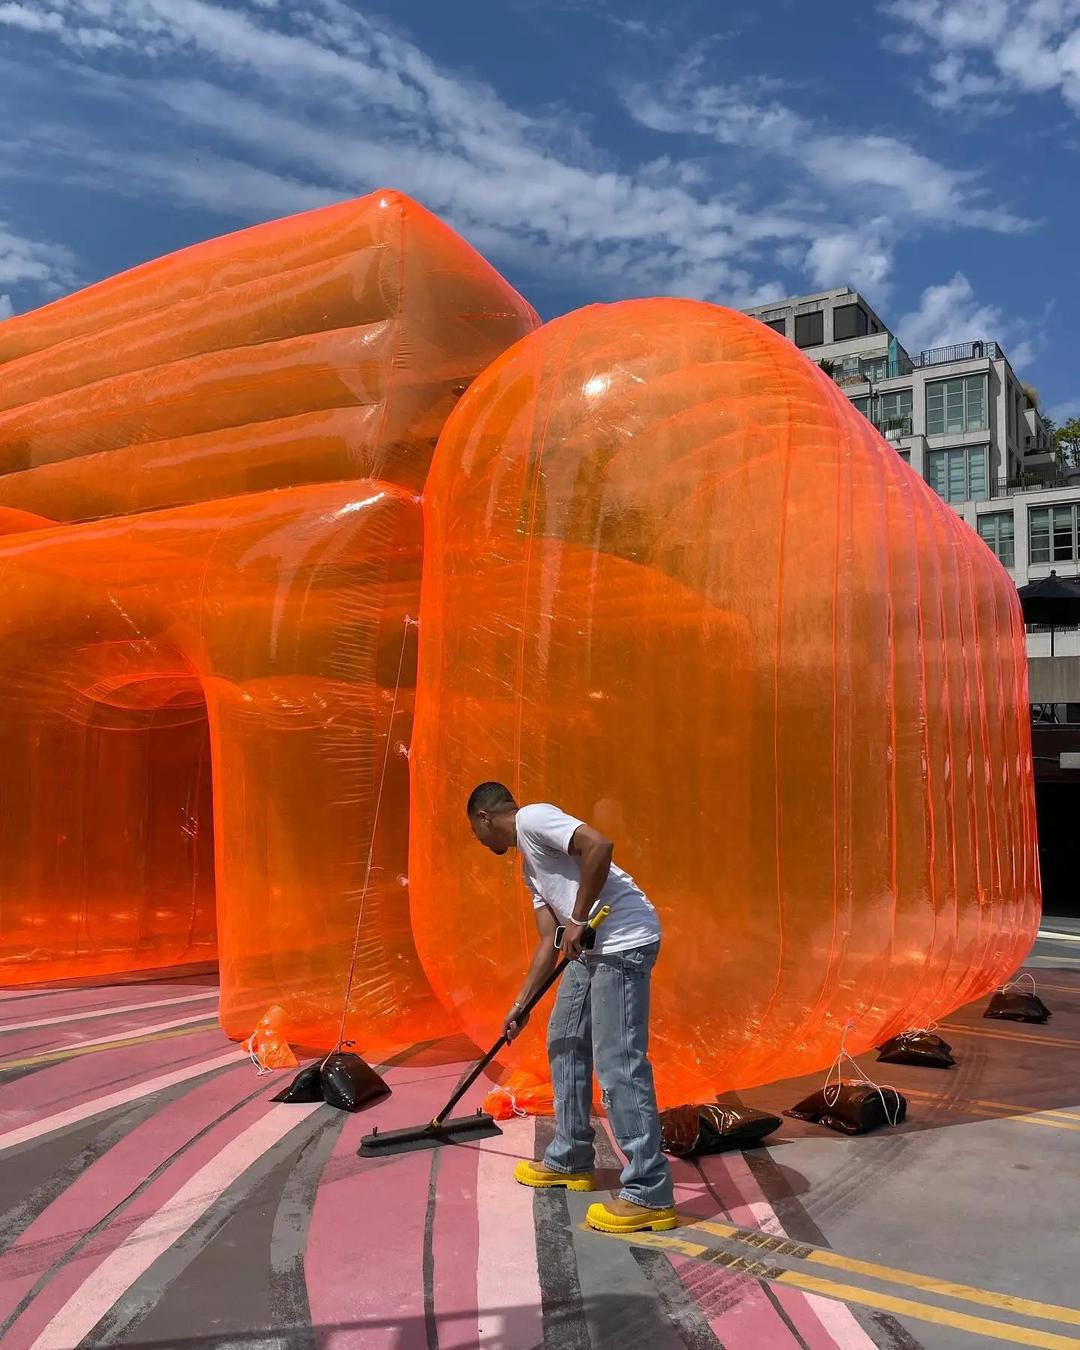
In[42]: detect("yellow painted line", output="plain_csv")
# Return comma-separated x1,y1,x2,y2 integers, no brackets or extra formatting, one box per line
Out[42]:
940,1022,1080,1051
776,1270,1080,1350
0,1019,219,1072
597,1228,1080,1348
1024,982,1078,996
689,1220,1080,1327
904,1087,1080,1125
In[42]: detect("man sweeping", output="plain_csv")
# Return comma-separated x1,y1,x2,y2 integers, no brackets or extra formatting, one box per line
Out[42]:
467,782,676,1234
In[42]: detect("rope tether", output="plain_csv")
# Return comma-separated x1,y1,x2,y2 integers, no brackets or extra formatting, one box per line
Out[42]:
322,613,416,1071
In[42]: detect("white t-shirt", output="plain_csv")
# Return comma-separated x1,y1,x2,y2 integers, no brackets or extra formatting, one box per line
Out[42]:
516,803,661,955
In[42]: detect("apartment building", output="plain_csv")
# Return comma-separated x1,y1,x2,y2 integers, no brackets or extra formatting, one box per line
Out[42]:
744,288,1079,659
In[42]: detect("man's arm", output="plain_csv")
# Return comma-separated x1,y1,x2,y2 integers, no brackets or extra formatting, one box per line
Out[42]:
503,903,560,1041
562,823,614,957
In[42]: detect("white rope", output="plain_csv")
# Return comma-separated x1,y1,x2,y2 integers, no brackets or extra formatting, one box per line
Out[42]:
892,1018,941,1039
823,1020,902,1127
999,972,1037,995
490,1083,529,1119
323,614,415,1073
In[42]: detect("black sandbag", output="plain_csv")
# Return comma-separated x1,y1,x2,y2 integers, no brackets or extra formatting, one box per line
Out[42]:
660,1104,782,1157
877,1031,955,1069
273,1061,323,1103
785,1082,906,1135
984,990,1051,1023
320,1051,391,1112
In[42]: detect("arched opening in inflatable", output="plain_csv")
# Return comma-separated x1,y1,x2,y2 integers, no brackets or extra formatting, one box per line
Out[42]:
0,641,217,981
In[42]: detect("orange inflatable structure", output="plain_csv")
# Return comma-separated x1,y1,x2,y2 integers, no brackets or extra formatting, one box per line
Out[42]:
412,299,1040,1101
0,197,1038,1098
0,191,537,1052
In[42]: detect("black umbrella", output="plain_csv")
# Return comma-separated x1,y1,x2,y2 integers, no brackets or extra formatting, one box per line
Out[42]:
1016,570,1080,656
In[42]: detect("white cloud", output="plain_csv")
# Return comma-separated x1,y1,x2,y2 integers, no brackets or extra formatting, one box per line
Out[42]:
0,0,1031,313
625,65,1029,232
897,272,1035,367
0,0,807,304
0,293,13,320
884,0,1080,115
0,224,77,294
804,221,894,295
0,3,63,33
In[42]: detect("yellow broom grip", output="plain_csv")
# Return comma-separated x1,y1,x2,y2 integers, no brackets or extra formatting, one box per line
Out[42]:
588,905,611,930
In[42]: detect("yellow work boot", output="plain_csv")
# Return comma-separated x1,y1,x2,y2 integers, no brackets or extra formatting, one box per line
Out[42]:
586,1197,678,1233
513,1160,594,1191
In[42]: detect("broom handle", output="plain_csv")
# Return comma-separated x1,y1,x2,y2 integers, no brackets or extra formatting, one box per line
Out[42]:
432,905,610,1127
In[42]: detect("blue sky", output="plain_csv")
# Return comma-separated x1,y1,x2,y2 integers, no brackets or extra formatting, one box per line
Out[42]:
1,0,1078,421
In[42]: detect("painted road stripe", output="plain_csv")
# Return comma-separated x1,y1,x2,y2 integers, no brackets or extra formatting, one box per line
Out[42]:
26,1102,322,1350
904,1087,1080,1125
0,990,217,1035
1037,930,1080,943
0,1019,220,1073
475,1119,543,1349
0,1049,245,1153
939,1022,1080,1050
780,1271,1080,1350
1,1011,219,1061
599,1231,1080,1350
687,1219,1080,1328
648,1116,877,1350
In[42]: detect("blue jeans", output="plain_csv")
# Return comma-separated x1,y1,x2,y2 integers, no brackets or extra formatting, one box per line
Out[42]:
542,941,673,1209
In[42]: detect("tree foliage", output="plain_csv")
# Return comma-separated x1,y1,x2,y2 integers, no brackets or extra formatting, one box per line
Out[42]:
1055,416,1080,469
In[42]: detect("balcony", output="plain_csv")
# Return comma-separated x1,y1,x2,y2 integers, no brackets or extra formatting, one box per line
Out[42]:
1001,474,1080,495
873,415,913,438
910,341,1002,369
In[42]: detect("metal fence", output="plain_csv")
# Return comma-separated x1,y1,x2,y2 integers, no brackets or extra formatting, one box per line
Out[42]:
910,341,1002,368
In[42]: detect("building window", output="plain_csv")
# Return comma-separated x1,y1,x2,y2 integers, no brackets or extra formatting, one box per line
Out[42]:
977,513,1015,568
852,396,870,418
861,356,888,381
763,318,786,335
927,446,988,503
833,303,869,341
926,375,987,436
794,311,824,347
898,449,911,463
1030,504,1080,565
880,390,913,419
878,389,913,428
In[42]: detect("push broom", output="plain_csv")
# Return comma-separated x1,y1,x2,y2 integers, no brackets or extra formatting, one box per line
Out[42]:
358,905,610,1157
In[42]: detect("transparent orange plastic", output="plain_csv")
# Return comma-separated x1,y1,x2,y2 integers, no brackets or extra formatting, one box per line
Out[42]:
411,299,1041,1102
0,191,537,1055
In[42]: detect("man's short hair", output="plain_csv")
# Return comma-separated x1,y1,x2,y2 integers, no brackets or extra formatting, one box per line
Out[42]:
467,781,517,816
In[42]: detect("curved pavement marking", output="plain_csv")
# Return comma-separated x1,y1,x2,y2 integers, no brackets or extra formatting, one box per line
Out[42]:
0,1026,231,1122
429,1126,480,1348
0,1012,218,1064
0,1049,246,1154
0,991,218,1035
304,1059,465,1348
26,1102,323,1350
475,1117,543,1348
0,1061,259,1328
2,1079,284,1349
